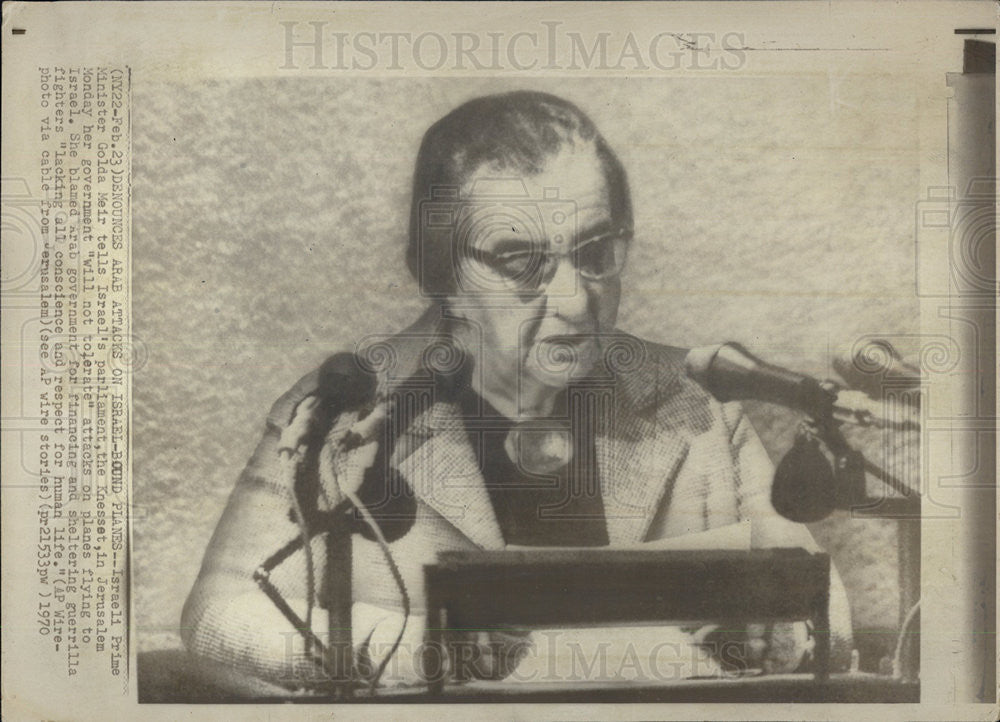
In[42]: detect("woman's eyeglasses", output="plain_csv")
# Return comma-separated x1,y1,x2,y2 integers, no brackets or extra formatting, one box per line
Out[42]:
465,228,631,293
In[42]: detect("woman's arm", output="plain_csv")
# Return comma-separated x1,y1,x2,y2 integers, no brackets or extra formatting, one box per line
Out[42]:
180,372,398,687
180,416,330,686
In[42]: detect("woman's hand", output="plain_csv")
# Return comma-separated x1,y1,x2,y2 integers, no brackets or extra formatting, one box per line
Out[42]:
693,621,814,675
754,621,814,674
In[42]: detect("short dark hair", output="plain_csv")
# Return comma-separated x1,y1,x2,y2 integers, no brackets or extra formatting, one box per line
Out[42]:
406,91,632,296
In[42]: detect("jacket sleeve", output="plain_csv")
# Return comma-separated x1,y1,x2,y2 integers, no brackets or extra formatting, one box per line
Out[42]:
723,401,854,671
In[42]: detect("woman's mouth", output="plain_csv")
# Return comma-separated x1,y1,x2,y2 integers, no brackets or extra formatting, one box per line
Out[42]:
537,333,594,346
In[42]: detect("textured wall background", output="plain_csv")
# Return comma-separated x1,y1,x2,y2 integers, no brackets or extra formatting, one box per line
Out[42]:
132,76,921,663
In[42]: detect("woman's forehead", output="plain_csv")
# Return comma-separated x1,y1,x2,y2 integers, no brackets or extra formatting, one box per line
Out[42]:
459,149,614,248
462,147,611,203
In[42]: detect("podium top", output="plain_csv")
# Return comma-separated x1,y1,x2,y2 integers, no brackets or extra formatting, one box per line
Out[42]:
424,547,830,628
432,547,820,568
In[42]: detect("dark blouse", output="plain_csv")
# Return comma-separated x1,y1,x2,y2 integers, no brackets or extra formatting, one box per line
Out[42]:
454,385,609,547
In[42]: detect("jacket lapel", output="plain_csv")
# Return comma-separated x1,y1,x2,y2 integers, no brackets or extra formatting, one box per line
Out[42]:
391,402,505,550
594,336,691,545
596,414,689,546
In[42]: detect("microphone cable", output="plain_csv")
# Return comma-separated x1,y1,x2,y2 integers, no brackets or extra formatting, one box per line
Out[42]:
892,598,920,680
341,478,411,693
278,396,324,661
289,476,317,658
312,398,412,694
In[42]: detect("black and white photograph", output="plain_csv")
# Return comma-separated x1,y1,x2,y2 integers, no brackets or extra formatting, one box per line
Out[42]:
1,2,996,718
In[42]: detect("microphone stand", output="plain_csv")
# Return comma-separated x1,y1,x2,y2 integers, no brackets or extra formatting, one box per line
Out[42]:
790,391,921,518
252,513,355,697
689,340,922,682
252,394,360,699
779,385,921,683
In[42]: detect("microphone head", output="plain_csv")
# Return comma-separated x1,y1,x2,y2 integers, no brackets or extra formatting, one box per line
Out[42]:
771,436,836,523
317,352,378,410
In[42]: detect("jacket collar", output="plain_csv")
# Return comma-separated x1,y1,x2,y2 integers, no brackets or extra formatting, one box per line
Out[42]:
369,306,690,548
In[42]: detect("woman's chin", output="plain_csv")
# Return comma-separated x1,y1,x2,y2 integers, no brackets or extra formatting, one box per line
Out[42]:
523,337,599,387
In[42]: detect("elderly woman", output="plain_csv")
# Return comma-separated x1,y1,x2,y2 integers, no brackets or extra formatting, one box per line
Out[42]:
181,90,851,691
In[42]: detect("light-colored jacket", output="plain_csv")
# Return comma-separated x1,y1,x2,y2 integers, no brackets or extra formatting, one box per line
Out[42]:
181,307,852,688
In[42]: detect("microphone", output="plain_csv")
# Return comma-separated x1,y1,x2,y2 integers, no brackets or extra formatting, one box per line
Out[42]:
280,352,380,455
832,339,920,401
684,343,835,420
685,342,921,430
316,352,379,418
685,342,921,524
684,344,842,524
294,352,415,543
770,434,837,523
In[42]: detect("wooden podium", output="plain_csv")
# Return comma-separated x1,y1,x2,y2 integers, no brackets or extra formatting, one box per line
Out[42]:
422,548,831,695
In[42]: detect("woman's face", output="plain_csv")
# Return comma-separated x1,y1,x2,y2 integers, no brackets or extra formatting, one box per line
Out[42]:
447,147,628,411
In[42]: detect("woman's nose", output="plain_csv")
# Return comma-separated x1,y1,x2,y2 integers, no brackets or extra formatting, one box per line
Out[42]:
543,255,590,321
